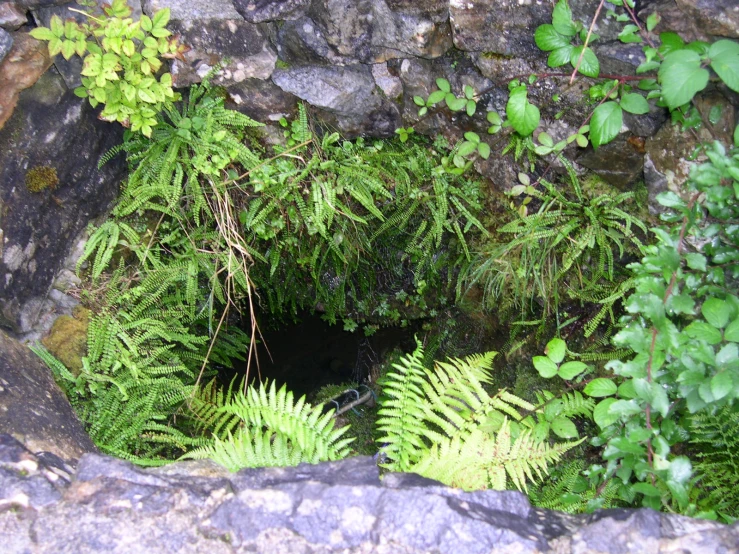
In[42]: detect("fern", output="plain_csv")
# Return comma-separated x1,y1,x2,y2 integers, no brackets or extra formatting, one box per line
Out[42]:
183,380,354,470
528,460,620,513
376,342,583,492
690,405,739,519
464,160,647,336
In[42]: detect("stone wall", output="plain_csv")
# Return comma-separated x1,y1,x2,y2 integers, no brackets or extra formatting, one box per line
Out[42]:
0,0,737,334
1,433,737,553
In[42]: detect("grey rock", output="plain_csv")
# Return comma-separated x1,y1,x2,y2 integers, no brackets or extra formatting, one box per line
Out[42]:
0,434,737,553
371,61,402,99
675,0,739,38
225,77,298,122
0,3,27,31
577,135,645,190
0,27,11,63
233,0,310,23
0,70,125,333
304,0,452,64
449,0,551,57
143,0,242,22
0,331,95,460
168,19,277,87
272,64,400,137
277,15,345,65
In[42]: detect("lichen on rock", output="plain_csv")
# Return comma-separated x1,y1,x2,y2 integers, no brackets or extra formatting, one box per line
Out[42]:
40,306,89,375
24,165,58,193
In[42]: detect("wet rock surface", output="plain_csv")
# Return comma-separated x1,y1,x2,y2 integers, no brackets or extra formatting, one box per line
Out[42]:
0,434,736,553
0,69,125,333
0,333,95,460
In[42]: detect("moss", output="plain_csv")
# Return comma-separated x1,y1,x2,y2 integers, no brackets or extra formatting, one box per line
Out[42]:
41,306,90,375
25,166,58,193
275,59,290,70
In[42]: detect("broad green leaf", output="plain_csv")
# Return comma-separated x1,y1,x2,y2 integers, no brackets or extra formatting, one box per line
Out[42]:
506,86,540,136
548,46,574,67
711,371,733,400
708,39,739,93
538,132,554,147
558,361,588,380
464,131,480,143
545,337,566,364
457,141,477,157
535,24,570,51
413,95,425,106
646,12,660,32
593,398,618,428
533,355,558,378
427,90,446,105
552,0,577,37
49,15,63,37
633,482,661,497
590,101,622,148
702,297,730,328
685,253,706,271
60,40,76,61
445,93,466,111
466,99,476,116
141,15,153,32
29,27,56,42
659,32,684,55
464,85,475,99
608,399,643,418
551,417,578,438
668,293,694,315
658,50,709,109
584,378,617,397
477,142,490,159
487,111,502,125
436,77,450,93
684,321,723,345
724,318,739,342
668,456,692,485
570,46,600,77
620,93,649,114
716,343,738,366
151,8,170,29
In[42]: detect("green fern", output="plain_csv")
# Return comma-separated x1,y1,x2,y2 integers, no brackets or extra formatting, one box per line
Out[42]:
690,405,739,519
183,380,354,470
528,460,620,513
376,342,583,492
464,159,647,336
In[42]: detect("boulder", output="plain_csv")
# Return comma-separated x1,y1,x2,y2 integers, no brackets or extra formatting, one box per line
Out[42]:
0,32,51,129
301,0,452,65
226,77,298,122
0,3,27,31
449,0,551,57
167,19,277,87
272,64,400,137
0,27,11,62
233,0,311,23
0,333,95,461
0,69,125,334
0,435,737,553
674,0,739,39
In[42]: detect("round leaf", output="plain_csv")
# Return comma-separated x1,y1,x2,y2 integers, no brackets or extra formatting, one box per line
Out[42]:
436,77,450,93
506,86,540,136
711,372,733,400
427,90,446,105
533,355,558,378
464,131,480,143
583,378,617,397
477,142,491,159
570,46,600,77
558,361,588,380
701,297,730,328
551,416,579,439
487,111,502,125
620,93,650,114
658,50,709,109
535,24,570,51
545,337,566,364
548,46,574,68
593,398,618,428
590,101,623,148
466,99,476,116
708,39,739,93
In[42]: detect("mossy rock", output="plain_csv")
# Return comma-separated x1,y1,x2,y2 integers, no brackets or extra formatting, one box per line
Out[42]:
25,165,58,193
40,306,89,375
